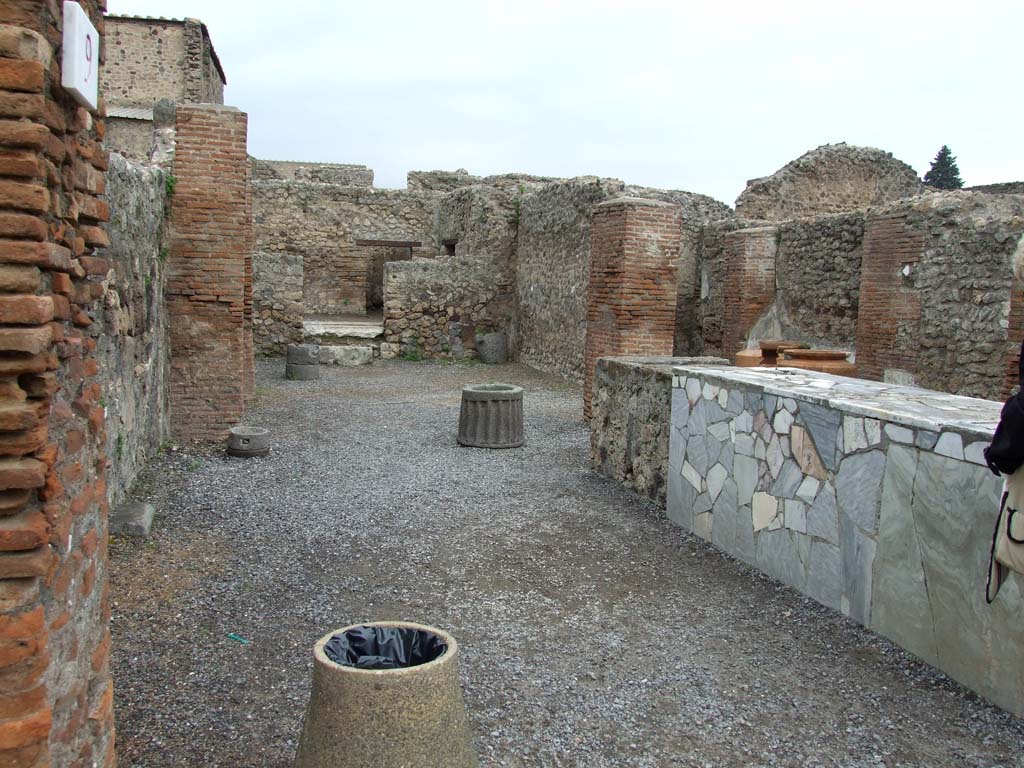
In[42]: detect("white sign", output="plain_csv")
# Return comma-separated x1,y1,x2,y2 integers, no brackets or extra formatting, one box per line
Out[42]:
61,1,99,111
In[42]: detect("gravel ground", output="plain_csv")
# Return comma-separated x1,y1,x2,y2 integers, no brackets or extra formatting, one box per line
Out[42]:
110,359,1024,768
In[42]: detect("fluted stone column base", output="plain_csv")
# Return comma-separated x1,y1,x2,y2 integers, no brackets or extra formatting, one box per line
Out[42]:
458,384,524,448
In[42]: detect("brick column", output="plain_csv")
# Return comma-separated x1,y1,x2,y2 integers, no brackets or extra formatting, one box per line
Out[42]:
168,104,252,441
719,226,777,360
583,198,681,418
242,154,255,402
854,211,925,383
0,2,117,766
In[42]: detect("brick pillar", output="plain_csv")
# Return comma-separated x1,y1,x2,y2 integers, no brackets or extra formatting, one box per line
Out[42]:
168,104,252,441
242,154,255,403
0,2,117,766
719,226,777,360
583,198,681,419
854,211,925,383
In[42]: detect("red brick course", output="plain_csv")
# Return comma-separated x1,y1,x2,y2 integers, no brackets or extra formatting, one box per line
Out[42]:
167,105,253,441
854,212,925,382
719,226,778,360
583,199,681,418
0,1,116,765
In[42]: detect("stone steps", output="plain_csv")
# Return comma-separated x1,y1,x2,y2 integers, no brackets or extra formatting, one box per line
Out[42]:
302,316,383,360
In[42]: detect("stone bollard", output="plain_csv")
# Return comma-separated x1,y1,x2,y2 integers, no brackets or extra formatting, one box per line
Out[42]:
293,622,478,768
286,344,321,381
475,332,508,365
227,426,270,458
457,383,524,448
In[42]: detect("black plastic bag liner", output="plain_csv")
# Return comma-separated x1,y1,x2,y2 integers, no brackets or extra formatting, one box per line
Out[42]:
324,625,448,670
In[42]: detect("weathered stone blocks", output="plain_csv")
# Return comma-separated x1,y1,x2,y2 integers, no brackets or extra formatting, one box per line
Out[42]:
591,356,727,507
287,344,320,366
319,345,373,367
109,502,156,538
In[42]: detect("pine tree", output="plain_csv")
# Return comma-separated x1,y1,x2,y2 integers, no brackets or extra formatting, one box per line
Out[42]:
923,145,964,189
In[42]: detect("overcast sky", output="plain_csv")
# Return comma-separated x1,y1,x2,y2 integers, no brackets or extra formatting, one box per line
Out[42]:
106,1,1023,205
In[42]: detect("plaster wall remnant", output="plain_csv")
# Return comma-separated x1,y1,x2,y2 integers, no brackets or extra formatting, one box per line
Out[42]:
98,154,171,505
735,143,924,221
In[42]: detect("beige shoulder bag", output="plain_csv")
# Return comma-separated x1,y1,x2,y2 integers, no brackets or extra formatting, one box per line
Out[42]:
987,467,1024,602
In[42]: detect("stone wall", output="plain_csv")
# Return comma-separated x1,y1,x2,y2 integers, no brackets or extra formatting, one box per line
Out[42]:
968,182,1024,195
103,16,225,109
406,168,476,193
667,364,1023,717
252,250,303,355
716,214,868,352
514,178,624,380
590,356,726,506
103,115,151,165
772,213,865,347
735,143,923,221
382,183,538,359
693,218,749,358
855,192,1024,400
251,158,373,187
97,154,170,505
251,180,439,345
168,105,253,441
406,169,556,194
0,3,117,764
514,179,731,382
695,190,1023,402
182,16,225,104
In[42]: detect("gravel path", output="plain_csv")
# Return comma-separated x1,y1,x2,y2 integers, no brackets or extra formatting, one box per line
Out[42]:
110,359,1024,768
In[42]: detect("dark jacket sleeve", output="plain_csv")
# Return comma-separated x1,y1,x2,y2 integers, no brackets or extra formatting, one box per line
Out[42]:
985,340,1024,475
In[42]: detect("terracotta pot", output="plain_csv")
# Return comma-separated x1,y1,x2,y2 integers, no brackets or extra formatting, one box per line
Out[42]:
781,349,856,376
294,622,479,768
735,348,764,367
759,339,809,366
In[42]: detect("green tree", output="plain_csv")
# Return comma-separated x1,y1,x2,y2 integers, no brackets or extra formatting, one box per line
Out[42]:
923,145,964,189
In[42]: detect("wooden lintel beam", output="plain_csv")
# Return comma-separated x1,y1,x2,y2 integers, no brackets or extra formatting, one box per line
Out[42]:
354,239,422,248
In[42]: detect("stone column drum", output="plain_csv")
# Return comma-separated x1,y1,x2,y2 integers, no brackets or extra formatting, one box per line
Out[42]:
458,384,524,448
227,426,270,458
286,343,321,380
293,622,478,768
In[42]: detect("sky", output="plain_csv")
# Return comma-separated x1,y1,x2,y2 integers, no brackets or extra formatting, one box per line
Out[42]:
105,1,1024,205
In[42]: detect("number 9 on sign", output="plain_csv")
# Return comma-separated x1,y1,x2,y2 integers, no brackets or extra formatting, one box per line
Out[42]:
62,1,100,111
